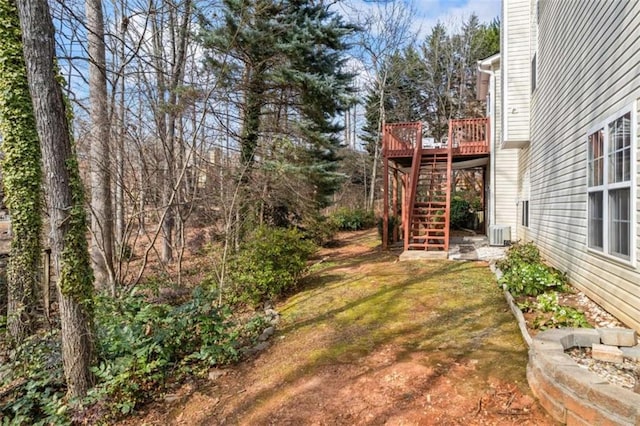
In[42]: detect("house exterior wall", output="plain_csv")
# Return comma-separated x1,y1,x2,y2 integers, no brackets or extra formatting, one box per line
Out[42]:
483,60,518,235
493,65,518,233
509,0,640,331
502,0,531,143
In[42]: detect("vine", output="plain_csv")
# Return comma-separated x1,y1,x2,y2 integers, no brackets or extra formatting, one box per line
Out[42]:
0,0,43,342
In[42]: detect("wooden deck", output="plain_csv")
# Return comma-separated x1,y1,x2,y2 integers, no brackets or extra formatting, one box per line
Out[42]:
383,118,490,160
381,118,490,252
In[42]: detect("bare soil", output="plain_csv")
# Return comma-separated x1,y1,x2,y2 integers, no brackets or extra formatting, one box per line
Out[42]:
121,230,556,425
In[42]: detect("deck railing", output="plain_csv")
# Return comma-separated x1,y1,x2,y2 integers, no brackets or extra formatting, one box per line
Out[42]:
383,118,490,157
448,118,490,155
382,122,422,155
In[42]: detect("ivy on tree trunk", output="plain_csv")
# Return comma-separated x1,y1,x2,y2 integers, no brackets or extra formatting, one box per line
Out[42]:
0,0,43,345
16,0,95,398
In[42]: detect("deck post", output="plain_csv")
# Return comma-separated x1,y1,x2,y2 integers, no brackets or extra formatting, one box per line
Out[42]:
382,155,389,250
392,169,399,243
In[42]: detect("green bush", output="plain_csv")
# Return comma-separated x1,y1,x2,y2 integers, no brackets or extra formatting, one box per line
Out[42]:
0,283,269,424
301,215,338,246
229,226,316,306
496,241,541,273
499,261,568,297
450,196,472,229
331,208,375,231
497,241,568,297
89,287,248,417
0,331,68,425
518,292,591,330
377,216,399,239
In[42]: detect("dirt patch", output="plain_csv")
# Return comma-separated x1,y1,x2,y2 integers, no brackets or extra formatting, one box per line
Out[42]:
121,230,555,425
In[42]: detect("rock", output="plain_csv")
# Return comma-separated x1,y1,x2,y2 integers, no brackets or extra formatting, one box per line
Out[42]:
259,326,275,341
208,368,227,381
620,346,640,362
164,394,180,403
253,341,270,352
264,308,279,317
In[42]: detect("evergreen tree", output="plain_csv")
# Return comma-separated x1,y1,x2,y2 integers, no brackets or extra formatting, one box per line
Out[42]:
200,0,355,225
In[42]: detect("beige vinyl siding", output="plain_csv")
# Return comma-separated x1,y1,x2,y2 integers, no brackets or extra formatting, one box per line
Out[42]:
503,0,531,142
526,0,640,331
492,66,518,235
517,146,531,241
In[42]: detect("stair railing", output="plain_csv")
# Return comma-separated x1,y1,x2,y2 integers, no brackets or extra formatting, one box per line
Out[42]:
403,122,423,250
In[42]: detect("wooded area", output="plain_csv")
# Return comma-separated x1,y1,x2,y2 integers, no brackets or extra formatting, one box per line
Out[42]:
0,0,498,422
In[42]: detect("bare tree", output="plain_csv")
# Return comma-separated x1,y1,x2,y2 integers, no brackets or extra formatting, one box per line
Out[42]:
353,0,417,210
86,0,116,294
17,0,95,398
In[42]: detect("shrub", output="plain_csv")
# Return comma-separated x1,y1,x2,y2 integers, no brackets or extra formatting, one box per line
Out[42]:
228,226,316,306
301,215,338,246
497,241,569,297
377,216,399,239
0,331,68,425
331,208,375,231
518,292,591,330
88,288,244,418
499,262,568,297
450,196,472,229
496,241,541,273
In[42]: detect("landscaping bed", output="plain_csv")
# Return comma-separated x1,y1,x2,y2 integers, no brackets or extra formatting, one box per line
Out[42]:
496,241,640,424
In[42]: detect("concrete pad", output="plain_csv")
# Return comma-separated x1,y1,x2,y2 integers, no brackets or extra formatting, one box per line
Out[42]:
399,250,448,261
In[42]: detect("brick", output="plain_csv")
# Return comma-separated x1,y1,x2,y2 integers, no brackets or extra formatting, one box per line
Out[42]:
536,328,574,348
564,392,601,425
598,328,638,347
592,343,624,363
570,329,601,348
528,365,565,403
620,345,640,362
531,338,564,354
587,382,640,421
554,365,606,396
566,410,592,426
527,369,566,423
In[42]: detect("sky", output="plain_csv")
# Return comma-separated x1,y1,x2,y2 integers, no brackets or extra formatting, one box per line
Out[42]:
412,0,501,34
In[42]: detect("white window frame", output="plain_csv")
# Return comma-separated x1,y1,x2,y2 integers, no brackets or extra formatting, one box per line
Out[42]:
586,103,636,265
521,200,529,227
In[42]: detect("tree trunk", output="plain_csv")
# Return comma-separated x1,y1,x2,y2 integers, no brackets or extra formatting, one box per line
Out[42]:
86,0,115,294
0,0,43,344
16,0,95,398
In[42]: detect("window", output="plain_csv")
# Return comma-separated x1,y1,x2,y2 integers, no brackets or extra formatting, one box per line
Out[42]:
587,111,633,261
521,200,529,227
531,53,537,92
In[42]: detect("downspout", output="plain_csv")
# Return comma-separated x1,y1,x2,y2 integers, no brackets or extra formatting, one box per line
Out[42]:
477,63,496,230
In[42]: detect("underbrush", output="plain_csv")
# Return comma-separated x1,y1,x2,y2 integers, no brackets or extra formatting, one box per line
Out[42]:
0,224,317,424
227,226,316,307
330,207,375,231
497,241,590,331
0,288,268,424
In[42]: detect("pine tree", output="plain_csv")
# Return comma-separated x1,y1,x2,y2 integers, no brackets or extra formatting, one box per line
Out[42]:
200,0,355,225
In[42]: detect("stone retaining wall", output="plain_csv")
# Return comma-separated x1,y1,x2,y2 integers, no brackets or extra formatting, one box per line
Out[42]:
528,329,640,425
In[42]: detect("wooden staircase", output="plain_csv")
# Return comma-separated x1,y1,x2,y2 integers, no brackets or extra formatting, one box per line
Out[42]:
405,151,452,251
382,119,489,252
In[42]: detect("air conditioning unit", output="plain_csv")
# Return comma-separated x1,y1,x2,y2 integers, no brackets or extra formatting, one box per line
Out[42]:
489,225,511,246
